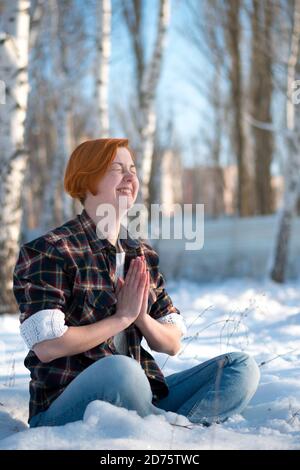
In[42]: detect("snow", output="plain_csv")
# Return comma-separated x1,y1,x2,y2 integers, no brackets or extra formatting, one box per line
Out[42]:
0,278,299,450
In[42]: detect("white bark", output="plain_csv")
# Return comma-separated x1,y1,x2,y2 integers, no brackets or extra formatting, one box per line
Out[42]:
270,0,300,283
124,0,170,205
0,0,31,313
140,0,169,203
95,0,111,137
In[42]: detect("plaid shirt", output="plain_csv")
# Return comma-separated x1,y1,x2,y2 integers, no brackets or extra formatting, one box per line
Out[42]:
13,209,182,423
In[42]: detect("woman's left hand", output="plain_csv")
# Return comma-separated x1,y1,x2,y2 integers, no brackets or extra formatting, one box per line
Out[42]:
135,256,150,327
115,256,150,327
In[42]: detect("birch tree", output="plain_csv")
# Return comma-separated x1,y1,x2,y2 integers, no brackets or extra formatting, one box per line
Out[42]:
270,0,300,283
121,0,170,206
41,0,77,229
0,0,31,313
223,0,253,217
95,0,111,137
249,0,274,215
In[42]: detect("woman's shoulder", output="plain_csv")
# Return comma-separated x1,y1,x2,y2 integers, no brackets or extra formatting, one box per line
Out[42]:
21,215,83,255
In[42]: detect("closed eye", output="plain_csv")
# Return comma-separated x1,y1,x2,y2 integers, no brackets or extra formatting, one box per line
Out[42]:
110,163,137,174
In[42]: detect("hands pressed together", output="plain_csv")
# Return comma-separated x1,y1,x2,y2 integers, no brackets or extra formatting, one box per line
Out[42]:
114,255,150,326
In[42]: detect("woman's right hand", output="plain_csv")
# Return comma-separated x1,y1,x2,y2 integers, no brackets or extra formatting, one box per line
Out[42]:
114,256,147,325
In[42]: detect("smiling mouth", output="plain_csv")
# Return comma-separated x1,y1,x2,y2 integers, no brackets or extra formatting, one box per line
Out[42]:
117,188,133,195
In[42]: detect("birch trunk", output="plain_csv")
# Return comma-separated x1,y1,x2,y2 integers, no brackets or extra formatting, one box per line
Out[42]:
95,0,111,138
41,0,73,229
0,0,31,313
224,0,253,216
139,0,169,205
250,0,274,215
123,0,170,207
270,0,300,283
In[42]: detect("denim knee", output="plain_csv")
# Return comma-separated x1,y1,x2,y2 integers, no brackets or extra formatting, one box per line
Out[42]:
99,354,145,379
96,355,152,396
227,351,260,394
228,351,259,370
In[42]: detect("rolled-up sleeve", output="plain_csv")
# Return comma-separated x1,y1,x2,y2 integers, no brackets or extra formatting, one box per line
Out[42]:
13,240,71,349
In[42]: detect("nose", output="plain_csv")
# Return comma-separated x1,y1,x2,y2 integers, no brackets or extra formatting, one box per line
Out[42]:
123,170,135,182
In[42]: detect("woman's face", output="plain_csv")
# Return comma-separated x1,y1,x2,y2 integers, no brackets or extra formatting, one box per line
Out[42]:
88,146,139,213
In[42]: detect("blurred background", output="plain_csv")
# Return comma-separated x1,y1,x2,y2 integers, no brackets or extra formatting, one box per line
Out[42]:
1,2,300,448
1,0,300,313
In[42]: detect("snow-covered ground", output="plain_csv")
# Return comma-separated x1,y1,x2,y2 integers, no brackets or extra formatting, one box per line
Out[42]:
0,278,299,450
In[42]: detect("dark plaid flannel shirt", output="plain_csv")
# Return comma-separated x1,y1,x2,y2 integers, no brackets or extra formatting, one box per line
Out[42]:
13,209,182,423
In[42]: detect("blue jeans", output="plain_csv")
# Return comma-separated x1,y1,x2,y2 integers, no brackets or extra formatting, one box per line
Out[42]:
29,352,260,428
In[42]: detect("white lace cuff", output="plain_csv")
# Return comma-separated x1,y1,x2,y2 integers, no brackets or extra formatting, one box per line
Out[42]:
156,313,187,337
19,309,69,350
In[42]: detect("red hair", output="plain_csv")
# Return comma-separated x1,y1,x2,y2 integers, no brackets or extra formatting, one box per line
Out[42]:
64,138,135,204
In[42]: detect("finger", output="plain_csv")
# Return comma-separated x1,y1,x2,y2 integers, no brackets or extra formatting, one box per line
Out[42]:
137,268,147,292
135,259,145,293
143,257,148,278
144,271,149,295
124,258,136,287
139,262,147,291
142,271,149,304
145,270,150,292
132,258,143,291
126,258,139,290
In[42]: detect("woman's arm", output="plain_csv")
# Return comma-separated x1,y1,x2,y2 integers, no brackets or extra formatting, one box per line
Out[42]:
115,255,185,356
33,257,148,363
14,240,147,363
133,255,185,355
135,315,182,356
33,314,131,363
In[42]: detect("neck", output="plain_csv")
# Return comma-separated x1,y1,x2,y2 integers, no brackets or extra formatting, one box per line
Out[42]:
84,202,121,247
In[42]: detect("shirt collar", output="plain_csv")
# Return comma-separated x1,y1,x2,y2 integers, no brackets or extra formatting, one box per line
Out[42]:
78,208,141,252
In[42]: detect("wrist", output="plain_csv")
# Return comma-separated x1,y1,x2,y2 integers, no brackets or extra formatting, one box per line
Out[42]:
135,314,149,329
115,309,133,327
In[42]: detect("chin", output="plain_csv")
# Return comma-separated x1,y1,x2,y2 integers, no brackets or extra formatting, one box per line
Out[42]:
116,196,134,211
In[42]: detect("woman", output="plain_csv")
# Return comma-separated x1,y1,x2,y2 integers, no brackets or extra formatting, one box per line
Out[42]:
13,138,260,428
